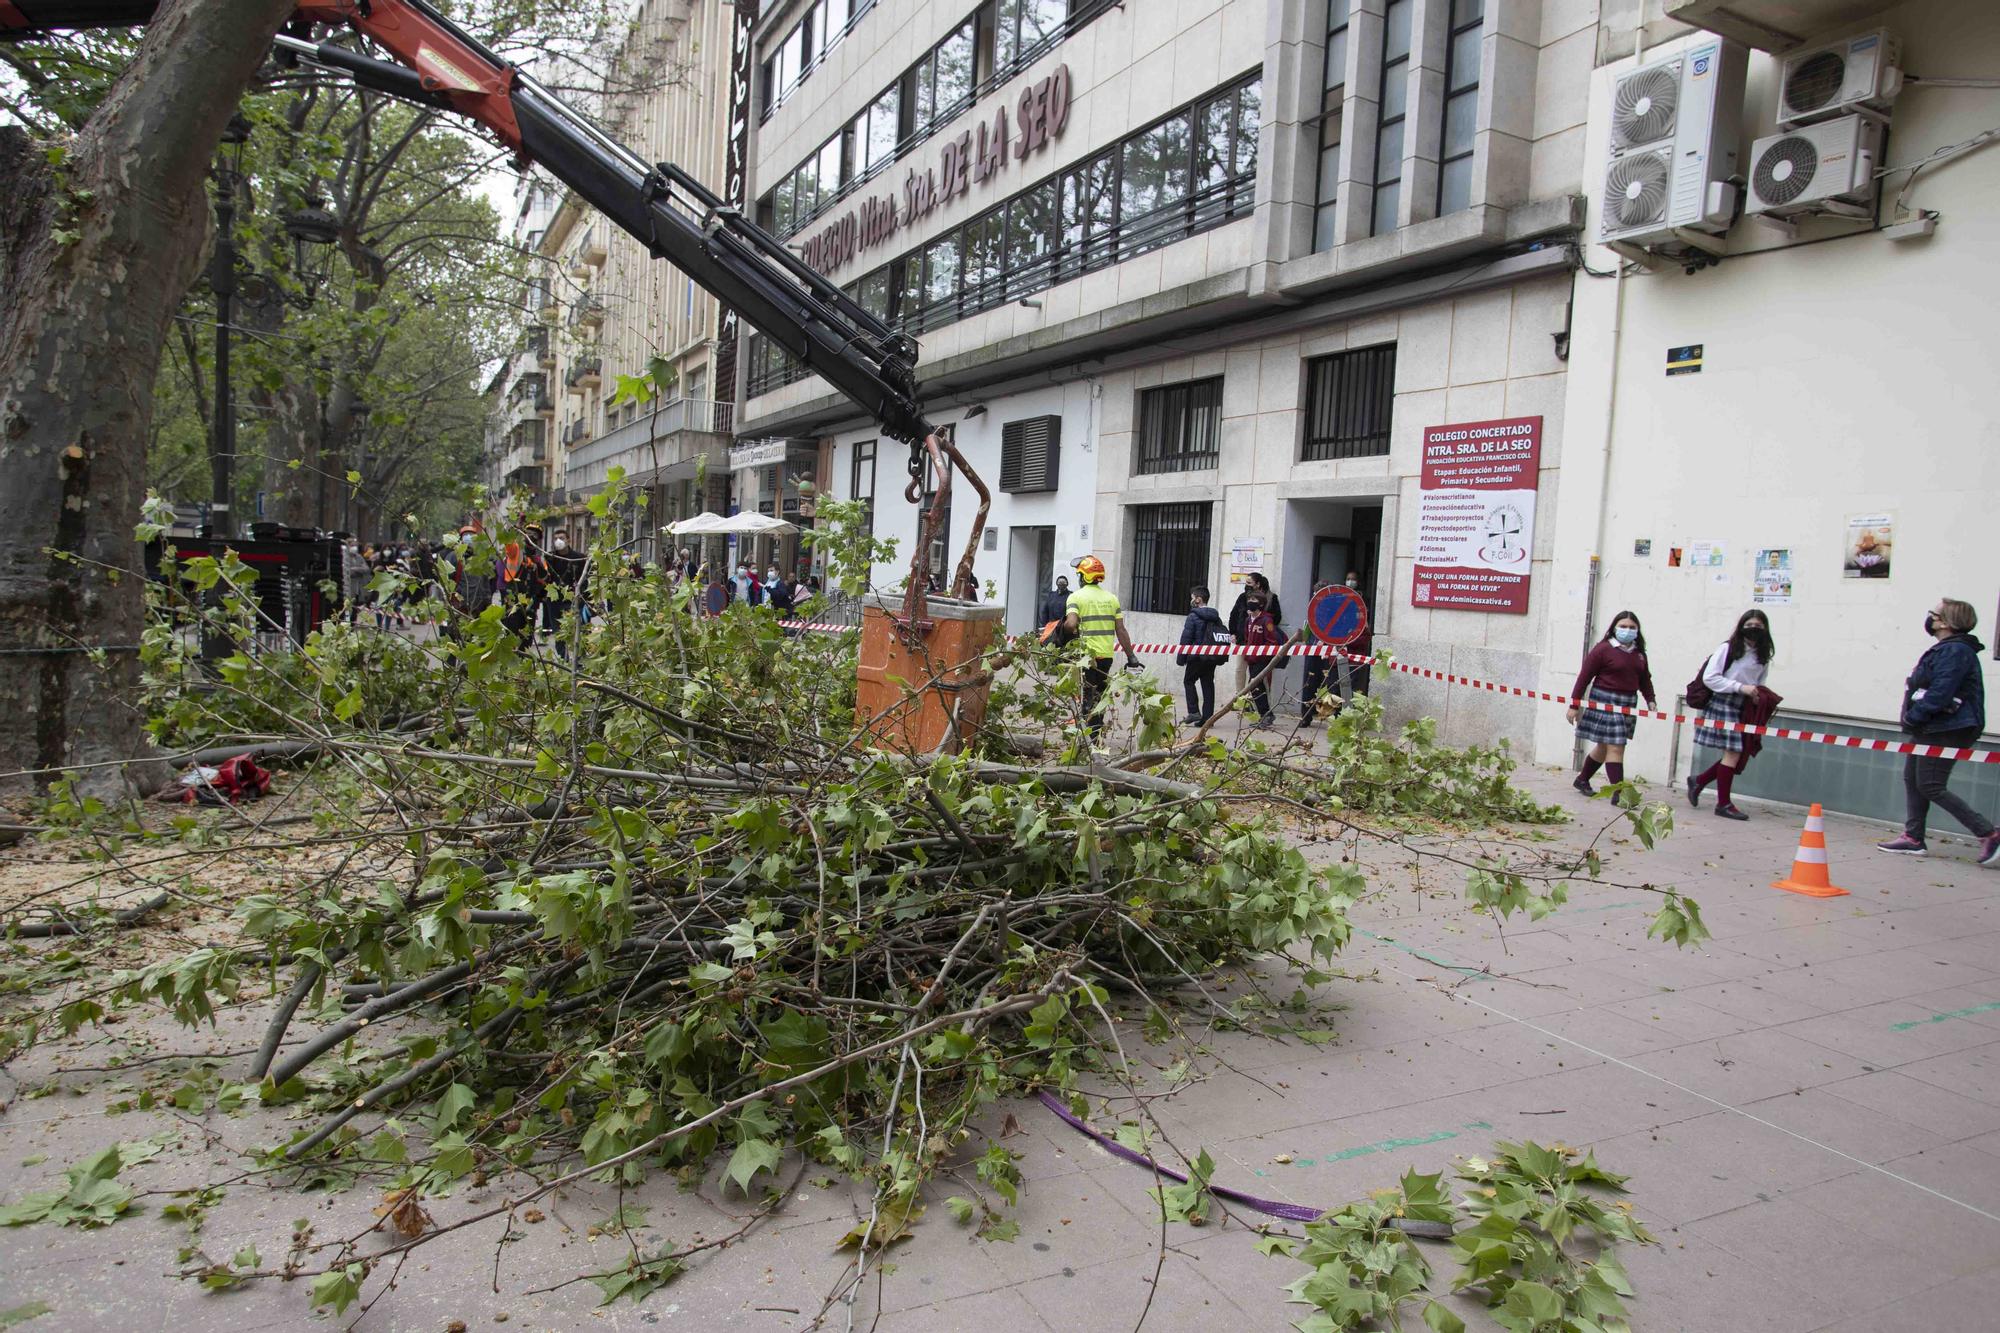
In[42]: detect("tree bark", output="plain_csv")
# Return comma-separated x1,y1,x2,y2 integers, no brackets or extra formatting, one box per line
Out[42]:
0,0,298,806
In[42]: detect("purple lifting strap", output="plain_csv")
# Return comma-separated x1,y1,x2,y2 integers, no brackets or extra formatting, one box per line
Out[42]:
1035,1091,1455,1237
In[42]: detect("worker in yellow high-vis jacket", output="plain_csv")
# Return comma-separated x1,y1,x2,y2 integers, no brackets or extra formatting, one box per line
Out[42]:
1062,555,1141,737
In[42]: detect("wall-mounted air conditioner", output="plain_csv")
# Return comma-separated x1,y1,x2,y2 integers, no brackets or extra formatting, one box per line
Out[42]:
1746,114,1881,218
1598,39,1748,249
1778,29,1901,127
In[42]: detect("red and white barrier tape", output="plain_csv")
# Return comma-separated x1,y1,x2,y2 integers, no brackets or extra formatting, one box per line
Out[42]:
775,620,1998,764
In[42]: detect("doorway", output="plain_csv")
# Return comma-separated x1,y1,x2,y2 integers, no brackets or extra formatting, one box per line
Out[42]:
1282,499,1383,630
1007,526,1056,635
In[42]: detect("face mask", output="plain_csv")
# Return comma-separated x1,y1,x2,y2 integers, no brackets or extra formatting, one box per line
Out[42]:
1924,613,1939,635
553,538,568,550
1614,626,1637,645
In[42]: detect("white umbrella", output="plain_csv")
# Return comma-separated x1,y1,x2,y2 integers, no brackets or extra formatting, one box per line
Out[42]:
666,512,728,535
716,513,797,535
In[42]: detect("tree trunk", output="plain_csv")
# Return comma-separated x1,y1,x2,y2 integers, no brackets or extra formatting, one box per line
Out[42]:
0,0,298,806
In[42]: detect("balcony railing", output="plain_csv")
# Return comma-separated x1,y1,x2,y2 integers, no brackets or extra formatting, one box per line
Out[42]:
565,356,602,392
570,296,605,330
580,227,607,267
559,398,736,494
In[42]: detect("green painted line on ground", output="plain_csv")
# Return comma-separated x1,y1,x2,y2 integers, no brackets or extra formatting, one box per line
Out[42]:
1252,1121,1497,1176
1558,899,1648,915
1890,1001,2000,1032
1356,929,1490,982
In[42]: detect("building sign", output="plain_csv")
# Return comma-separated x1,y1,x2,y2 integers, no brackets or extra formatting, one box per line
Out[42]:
800,64,1072,273
1412,416,1543,615
730,439,790,471
715,0,759,400
1667,343,1703,375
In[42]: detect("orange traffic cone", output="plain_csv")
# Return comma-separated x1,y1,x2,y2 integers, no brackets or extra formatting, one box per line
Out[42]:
1772,803,1849,898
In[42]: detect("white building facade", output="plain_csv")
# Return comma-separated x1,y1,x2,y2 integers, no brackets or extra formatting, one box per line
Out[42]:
1541,0,2000,818
739,0,1596,744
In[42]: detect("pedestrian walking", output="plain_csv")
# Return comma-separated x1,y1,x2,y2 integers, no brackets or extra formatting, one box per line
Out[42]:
1176,585,1230,725
1687,610,1777,820
1062,555,1141,739
767,567,795,616
545,531,588,656
1876,598,1998,863
1040,576,1071,630
341,539,369,626
1228,573,1282,700
1343,570,1373,696
1299,580,1342,723
1567,610,1657,795
1240,589,1285,726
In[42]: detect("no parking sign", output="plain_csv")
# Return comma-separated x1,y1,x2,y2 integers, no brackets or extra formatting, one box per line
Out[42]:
1307,585,1369,646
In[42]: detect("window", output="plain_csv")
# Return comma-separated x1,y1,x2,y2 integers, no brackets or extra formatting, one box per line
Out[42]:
1302,345,1396,461
864,85,900,174
993,0,1070,75
1135,378,1222,475
760,0,876,122
1438,0,1483,215
1129,503,1212,614
1373,0,1410,236
1314,0,1349,250
754,71,1260,378
851,440,877,533
1119,111,1192,252
919,455,952,586
999,415,1060,493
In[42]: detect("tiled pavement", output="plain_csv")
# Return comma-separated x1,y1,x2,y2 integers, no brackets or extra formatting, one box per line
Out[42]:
2,764,1998,1330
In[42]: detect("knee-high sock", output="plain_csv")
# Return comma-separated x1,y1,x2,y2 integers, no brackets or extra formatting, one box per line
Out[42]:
1714,766,1736,805
1606,762,1624,784
1579,757,1602,781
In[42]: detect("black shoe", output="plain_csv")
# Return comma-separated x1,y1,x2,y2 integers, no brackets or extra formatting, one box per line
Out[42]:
1573,775,1595,796
1686,775,1703,809
1181,714,1200,725
1715,803,1749,821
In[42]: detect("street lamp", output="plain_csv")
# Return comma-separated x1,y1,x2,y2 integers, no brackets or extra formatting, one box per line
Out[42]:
284,196,342,304
206,112,252,541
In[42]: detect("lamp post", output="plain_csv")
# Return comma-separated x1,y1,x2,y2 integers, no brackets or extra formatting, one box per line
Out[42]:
206,113,252,540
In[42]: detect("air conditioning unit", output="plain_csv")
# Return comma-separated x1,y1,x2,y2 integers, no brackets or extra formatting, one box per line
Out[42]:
1746,114,1881,218
1598,39,1748,249
1778,29,1901,126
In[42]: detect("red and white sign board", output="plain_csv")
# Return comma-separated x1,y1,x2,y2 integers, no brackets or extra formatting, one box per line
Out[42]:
1412,416,1542,615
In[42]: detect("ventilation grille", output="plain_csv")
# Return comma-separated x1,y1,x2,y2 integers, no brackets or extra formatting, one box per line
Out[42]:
1605,150,1671,228
1783,51,1848,117
999,415,1061,494
1613,64,1680,148
1753,136,1820,206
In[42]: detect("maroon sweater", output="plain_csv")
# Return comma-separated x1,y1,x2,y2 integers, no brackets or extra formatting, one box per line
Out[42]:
1573,641,1657,705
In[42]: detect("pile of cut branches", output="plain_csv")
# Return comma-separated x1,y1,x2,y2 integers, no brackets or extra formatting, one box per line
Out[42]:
1,487,1704,1317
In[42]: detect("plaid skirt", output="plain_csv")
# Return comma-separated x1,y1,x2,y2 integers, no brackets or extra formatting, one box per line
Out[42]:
1576,687,1637,746
1694,690,1746,753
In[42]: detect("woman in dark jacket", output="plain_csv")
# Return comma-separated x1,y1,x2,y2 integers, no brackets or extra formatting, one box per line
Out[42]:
1877,598,1997,864
1176,585,1230,725
1227,572,1282,703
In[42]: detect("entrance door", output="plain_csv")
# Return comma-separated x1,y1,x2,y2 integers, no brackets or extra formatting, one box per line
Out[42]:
1007,526,1056,635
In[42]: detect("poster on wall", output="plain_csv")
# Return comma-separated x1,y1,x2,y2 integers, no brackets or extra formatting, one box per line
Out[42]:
1843,512,1894,579
1228,538,1265,585
1411,416,1542,615
1686,540,1727,569
1753,549,1794,605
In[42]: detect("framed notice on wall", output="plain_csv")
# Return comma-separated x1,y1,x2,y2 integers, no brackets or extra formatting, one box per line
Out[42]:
1412,417,1543,615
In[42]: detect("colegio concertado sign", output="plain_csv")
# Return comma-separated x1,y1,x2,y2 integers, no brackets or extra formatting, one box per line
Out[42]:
799,65,1072,274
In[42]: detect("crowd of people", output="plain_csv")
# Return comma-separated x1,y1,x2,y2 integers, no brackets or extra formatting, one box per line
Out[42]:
1559,597,1996,865
337,528,828,651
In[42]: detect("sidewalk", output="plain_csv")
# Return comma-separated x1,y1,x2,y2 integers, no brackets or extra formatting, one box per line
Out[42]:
865,764,2000,1332
2,767,1997,1330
